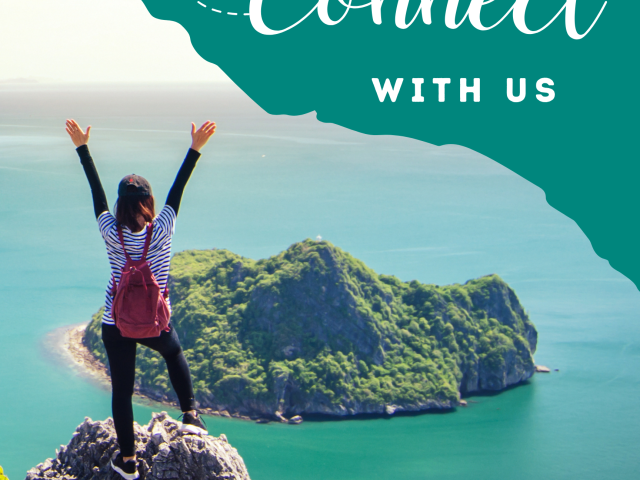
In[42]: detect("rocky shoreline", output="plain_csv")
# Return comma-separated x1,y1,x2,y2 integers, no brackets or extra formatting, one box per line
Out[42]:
61,324,302,425
64,323,456,422
62,322,549,425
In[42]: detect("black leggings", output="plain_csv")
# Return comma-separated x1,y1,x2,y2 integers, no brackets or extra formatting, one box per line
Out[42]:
102,323,196,456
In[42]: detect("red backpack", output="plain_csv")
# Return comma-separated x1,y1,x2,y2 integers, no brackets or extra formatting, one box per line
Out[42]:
111,223,170,338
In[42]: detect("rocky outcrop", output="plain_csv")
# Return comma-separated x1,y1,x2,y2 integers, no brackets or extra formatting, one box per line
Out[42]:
458,278,538,394
25,413,250,480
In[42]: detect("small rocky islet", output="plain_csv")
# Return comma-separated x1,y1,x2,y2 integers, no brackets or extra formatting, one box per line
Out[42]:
82,239,539,422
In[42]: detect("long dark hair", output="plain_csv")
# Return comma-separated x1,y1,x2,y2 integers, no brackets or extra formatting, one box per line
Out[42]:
115,195,156,232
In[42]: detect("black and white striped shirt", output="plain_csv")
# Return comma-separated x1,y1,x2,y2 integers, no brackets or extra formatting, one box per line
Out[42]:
98,205,177,325
77,144,201,326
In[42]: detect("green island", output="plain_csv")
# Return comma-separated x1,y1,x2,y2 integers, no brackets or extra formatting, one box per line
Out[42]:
84,239,537,420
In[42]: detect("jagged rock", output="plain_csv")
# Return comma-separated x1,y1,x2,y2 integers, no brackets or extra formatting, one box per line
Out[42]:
25,412,250,480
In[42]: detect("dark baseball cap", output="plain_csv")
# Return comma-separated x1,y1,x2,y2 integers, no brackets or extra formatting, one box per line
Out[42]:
118,174,152,197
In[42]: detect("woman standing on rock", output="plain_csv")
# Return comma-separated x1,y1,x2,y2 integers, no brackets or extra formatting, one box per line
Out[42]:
66,118,216,480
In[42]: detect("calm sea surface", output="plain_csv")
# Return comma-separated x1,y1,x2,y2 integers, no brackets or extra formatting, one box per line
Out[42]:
0,84,638,479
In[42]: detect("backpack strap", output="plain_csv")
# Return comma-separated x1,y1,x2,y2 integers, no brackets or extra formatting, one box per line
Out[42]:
116,223,154,261
116,224,132,262
141,223,153,261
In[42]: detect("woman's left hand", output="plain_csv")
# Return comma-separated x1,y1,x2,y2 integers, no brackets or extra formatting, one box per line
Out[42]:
65,119,91,147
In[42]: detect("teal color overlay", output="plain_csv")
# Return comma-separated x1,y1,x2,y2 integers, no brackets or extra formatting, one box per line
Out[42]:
140,0,639,287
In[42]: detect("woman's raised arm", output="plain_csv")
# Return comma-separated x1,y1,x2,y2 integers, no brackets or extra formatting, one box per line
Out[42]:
165,121,216,215
66,119,109,218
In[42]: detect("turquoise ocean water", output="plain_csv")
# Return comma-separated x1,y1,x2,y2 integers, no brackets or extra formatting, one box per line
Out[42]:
0,84,638,479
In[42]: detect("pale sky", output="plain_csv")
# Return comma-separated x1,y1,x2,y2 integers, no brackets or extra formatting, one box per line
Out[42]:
0,0,231,83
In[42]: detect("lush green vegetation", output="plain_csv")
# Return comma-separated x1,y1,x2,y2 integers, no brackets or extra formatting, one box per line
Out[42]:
85,239,537,416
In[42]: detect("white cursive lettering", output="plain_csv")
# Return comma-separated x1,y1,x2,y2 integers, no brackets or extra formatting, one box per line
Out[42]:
249,0,607,39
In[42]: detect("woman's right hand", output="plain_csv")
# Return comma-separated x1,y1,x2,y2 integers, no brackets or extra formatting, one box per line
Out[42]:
65,119,91,147
190,121,217,152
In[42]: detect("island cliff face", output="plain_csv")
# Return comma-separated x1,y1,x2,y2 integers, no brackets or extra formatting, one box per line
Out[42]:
84,239,537,419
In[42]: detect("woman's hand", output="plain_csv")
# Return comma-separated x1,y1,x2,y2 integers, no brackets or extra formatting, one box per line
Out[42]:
65,119,91,148
190,121,217,152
